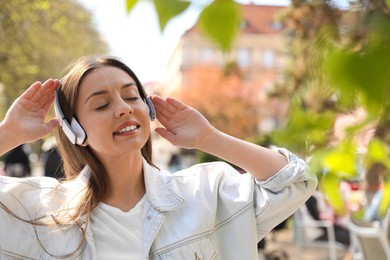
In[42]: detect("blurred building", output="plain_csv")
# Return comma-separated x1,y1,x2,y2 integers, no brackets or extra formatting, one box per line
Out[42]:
163,4,289,133
154,4,290,170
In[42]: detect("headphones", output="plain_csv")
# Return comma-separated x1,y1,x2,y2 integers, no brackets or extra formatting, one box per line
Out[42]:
54,81,156,146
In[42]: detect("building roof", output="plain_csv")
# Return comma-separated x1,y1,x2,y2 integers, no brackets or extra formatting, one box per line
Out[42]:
239,4,286,34
185,4,286,35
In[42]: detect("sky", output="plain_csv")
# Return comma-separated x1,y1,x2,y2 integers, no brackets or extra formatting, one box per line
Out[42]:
77,0,291,83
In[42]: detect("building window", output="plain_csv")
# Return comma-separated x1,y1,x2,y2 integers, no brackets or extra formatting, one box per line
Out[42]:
237,48,250,67
270,21,283,31
262,49,275,68
239,20,249,30
201,48,213,63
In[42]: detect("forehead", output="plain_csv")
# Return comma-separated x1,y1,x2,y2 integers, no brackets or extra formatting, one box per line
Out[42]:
80,66,136,94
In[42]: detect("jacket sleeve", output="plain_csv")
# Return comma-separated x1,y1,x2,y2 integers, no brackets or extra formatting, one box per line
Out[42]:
253,148,317,238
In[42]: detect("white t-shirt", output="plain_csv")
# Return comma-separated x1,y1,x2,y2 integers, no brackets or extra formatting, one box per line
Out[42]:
90,196,146,259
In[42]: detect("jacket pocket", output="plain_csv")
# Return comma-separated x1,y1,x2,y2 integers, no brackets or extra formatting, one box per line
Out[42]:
150,236,216,260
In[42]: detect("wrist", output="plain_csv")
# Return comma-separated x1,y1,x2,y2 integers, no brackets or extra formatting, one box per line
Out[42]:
0,121,21,156
196,126,221,152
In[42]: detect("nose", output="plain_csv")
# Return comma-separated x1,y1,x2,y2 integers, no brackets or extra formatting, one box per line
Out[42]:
114,98,134,118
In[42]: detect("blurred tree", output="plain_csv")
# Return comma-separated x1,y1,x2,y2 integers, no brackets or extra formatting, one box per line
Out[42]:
273,0,390,216
0,0,108,117
175,63,259,140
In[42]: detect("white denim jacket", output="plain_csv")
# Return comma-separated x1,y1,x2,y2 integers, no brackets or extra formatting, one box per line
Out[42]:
0,148,317,259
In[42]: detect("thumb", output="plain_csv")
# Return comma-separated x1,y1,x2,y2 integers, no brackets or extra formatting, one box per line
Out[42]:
45,119,60,132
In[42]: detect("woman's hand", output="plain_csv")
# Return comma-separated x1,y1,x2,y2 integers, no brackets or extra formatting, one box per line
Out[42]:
151,96,216,149
0,79,59,155
151,95,288,180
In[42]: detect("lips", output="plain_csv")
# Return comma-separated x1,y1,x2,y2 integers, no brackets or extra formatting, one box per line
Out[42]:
114,121,140,135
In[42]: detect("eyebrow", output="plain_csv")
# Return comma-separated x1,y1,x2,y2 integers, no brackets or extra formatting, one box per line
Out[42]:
84,82,136,104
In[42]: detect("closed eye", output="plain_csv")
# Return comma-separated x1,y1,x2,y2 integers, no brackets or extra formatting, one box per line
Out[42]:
95,103,109,111
124,97,139,102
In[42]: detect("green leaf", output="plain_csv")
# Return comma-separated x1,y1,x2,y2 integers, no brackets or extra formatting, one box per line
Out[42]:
368,139,387,160
387,0,390,9
323,141,357,178
365,138,390,168
198,0,240,52
152,0,191,31
325,17,390,115
126,0,139,13
309,148,333,177
320,173,347,216
379,181,390,217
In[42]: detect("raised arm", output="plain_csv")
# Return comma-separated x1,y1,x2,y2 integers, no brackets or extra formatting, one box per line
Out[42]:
0,79,59,156
151,96,287,180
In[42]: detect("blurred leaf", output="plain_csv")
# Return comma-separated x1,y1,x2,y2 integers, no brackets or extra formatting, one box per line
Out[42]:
320,173,347,216
323,141,358,178
198,0,240,52
379,181,390,217
126,0,138,12
325,16,390,115
309,148,333,177
365,138,390,168
271,101,335,154
387,0,390,9
153,0,191,31
0,0,108,116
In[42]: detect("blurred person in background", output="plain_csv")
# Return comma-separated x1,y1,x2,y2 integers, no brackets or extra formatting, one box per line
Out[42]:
4,144,31,177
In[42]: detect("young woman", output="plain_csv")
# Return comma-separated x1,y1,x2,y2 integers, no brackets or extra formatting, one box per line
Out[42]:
0,55,317,259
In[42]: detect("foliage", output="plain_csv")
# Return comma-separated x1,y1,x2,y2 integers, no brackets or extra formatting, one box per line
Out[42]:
274,0,390,216
0,0,108,117
174,64,259,140
126,0,240,51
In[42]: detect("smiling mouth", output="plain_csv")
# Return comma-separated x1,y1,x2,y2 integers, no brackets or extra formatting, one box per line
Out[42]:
114,125,140,135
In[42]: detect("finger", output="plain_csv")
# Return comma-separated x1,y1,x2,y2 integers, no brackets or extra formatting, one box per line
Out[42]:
152,96,177,114
37,80,59,109
22,79,56,104
33,119,59,141
40,79,58,96
22,81,42,101
155,110,170,128
152,97,173,120
45,119,60,130
40,92,55,112
165,97,188,110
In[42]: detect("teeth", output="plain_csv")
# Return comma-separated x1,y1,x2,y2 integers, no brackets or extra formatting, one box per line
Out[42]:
117,125,137,134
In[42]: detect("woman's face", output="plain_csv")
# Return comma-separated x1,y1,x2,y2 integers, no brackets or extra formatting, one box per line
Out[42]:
75,66,151,160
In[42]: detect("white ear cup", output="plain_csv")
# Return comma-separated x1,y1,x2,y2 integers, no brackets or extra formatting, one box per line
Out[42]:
70,118,87,145
54,89,87,145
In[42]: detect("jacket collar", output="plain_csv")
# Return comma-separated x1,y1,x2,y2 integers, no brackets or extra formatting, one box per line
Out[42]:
142,159,185,212
74,159,185,212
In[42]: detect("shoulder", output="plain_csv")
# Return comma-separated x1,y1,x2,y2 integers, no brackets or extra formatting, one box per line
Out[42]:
0,175,60,191
165,161,249,182
158,161,254,196
0,176,72,215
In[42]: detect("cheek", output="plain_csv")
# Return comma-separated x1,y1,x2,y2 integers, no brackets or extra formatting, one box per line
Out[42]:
78,115,107,145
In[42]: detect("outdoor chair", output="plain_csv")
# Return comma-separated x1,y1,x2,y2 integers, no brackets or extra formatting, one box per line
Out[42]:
347,209,390,260
293,205,345,260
